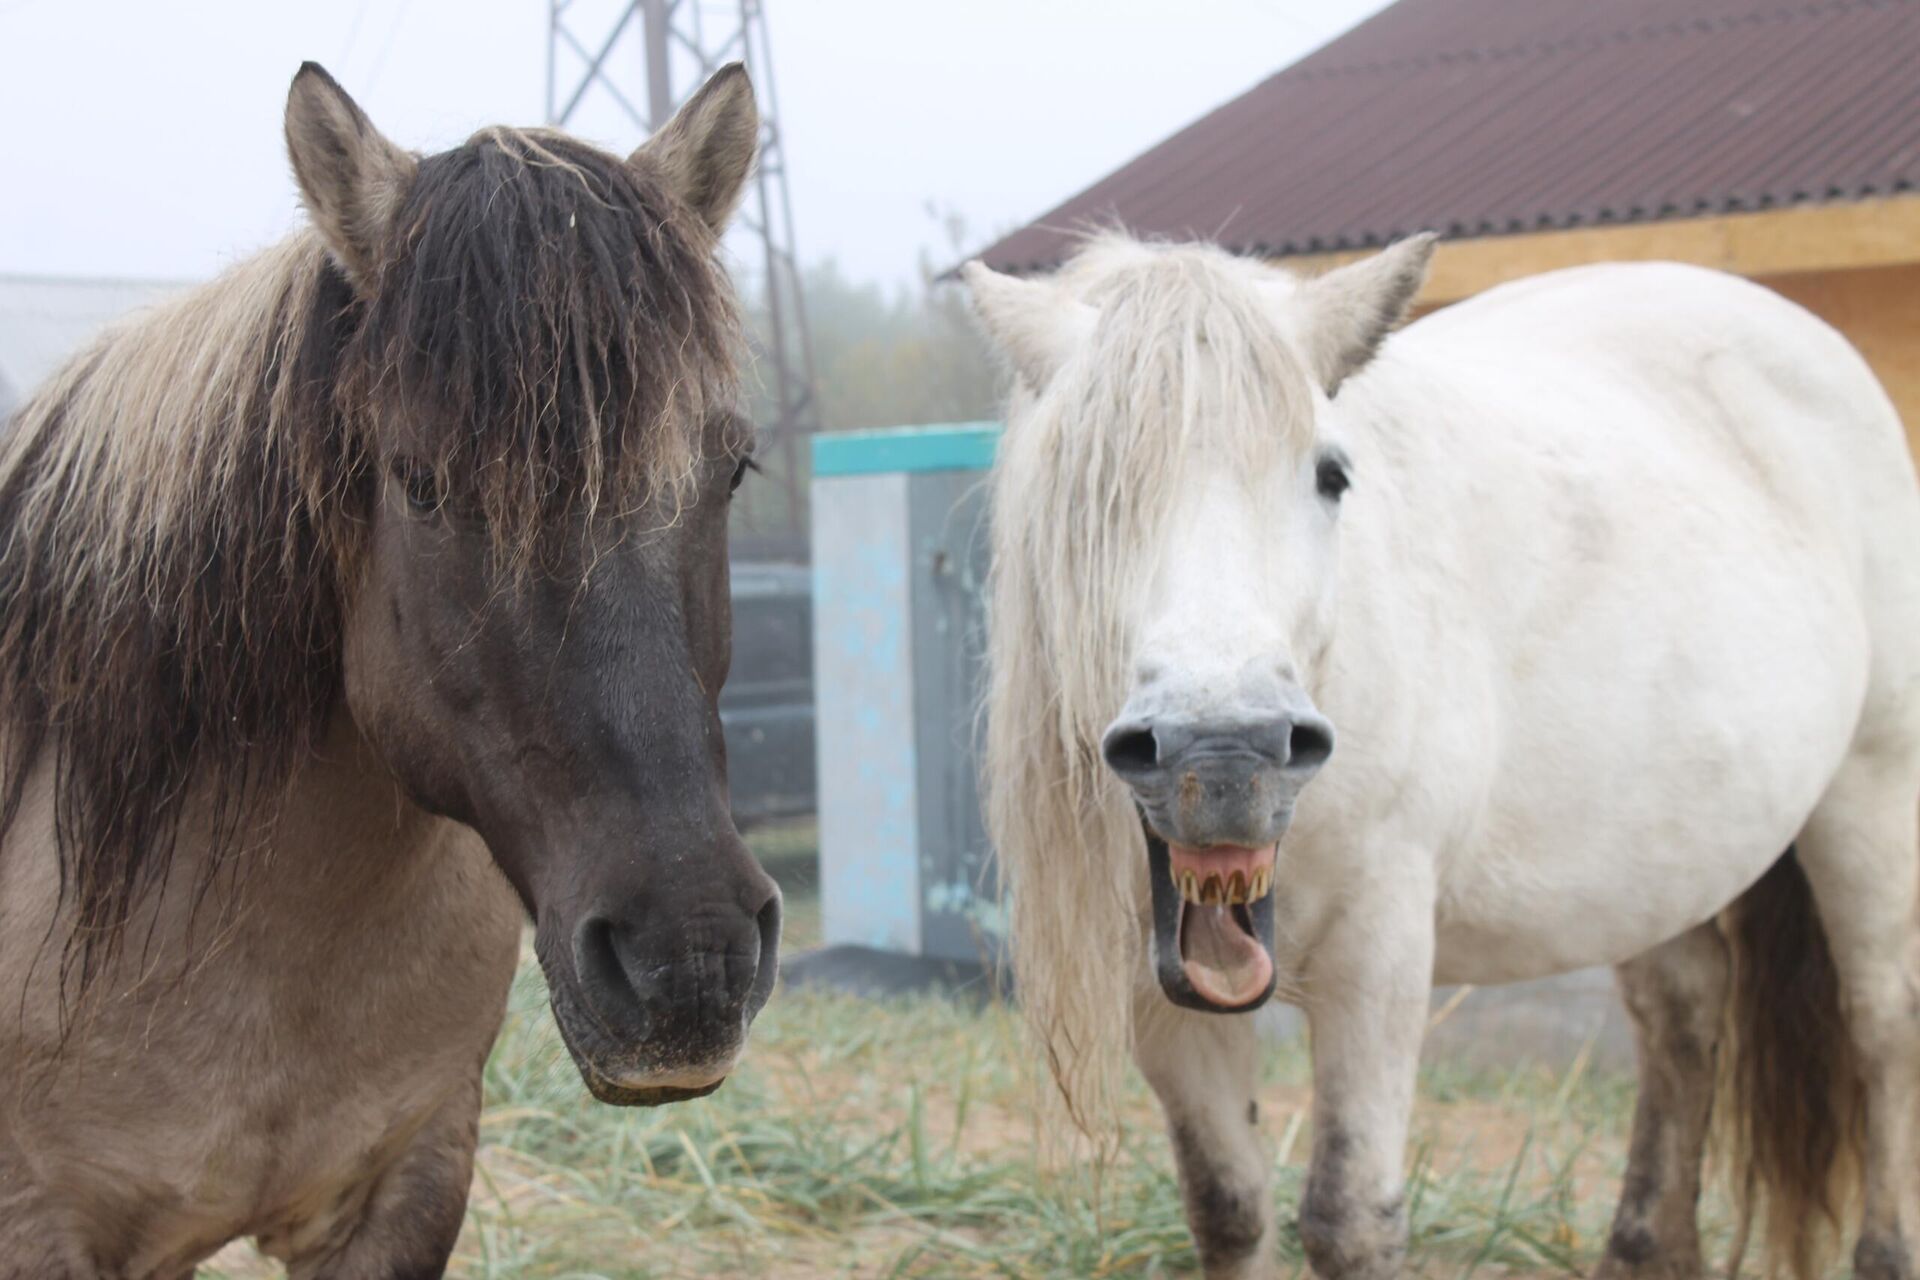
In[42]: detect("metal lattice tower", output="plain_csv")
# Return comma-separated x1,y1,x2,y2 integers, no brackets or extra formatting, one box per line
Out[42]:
547,0,819,552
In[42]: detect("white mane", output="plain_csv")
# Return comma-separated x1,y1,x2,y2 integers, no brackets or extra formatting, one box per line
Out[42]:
983,235,1316,1134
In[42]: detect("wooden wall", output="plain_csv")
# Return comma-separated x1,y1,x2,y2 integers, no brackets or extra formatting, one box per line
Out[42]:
1278,197,1920,465
1763,264,1920,464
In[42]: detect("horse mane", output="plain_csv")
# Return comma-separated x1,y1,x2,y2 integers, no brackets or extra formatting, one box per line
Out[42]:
0,125,738,986
983,233,1314,1139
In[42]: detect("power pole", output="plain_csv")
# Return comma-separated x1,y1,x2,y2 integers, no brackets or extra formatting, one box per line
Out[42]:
548,0,819,556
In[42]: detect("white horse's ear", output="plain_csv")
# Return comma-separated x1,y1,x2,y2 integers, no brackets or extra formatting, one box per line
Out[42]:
1295,233,1438,395
961,260,1097,387
633,62,758,235
285,62,417,294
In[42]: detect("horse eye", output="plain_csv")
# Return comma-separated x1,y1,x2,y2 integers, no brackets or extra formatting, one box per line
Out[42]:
1315,455,1352,502
391,459,442,514
729,455,758,496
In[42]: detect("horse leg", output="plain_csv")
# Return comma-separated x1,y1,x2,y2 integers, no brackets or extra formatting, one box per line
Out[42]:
0,1224,90,1279
1595,923,1728,1280
1133,987,1274,1279
275,1078,482,1280
1298,888,1433,1280
1792,763,1920,1280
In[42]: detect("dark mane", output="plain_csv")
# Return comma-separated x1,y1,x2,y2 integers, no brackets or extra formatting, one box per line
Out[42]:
0,126,738,985
351,127,739,556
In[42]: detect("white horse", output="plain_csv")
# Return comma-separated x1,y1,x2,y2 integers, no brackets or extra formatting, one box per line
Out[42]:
964,233,1920,1280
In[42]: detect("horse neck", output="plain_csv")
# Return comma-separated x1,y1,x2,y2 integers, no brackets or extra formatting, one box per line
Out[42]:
1313,367,1480,730
207,706,526,970
5,705,505,983
0,708,517,1082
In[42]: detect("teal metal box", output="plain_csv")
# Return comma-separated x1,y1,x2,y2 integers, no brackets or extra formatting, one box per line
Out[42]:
811,423,1003,963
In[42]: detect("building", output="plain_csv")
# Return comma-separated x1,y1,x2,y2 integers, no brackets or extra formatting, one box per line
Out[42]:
975,0,1920,453
0,274,193,418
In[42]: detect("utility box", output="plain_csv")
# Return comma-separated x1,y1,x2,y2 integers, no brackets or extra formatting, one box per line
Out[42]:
810,423,1003,966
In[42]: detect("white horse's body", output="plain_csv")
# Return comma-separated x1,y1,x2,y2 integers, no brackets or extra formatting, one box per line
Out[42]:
1305,263,1912,986
967,238,1920,1280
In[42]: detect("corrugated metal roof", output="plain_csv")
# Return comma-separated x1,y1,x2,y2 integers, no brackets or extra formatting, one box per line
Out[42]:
975,0,1920,272
0,274,192,415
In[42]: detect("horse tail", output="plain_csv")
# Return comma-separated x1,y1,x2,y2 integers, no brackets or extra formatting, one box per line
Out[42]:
1717,846,1863,1280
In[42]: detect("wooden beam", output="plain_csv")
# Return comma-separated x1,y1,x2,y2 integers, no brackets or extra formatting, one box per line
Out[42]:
1276,195,1920,306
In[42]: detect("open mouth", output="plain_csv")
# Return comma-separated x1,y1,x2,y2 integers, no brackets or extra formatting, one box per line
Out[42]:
1171,842,1276,1004
1144,832,1279,1012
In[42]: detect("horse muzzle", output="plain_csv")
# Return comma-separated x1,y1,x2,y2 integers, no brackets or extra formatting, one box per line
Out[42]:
541,884,782,1105
1103,704,1332,1013
1102,704,1333,848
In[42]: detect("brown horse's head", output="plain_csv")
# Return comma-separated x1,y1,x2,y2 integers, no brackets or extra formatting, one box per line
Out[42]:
285,64,776,1102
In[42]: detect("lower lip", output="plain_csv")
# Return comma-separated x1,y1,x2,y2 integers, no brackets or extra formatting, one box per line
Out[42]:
601,1079,726,1106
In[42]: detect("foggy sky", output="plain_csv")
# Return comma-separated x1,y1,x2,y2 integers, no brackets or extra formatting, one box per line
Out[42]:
0,0,1389,289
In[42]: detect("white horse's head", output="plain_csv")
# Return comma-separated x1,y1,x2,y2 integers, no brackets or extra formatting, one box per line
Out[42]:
966,233,1433,1027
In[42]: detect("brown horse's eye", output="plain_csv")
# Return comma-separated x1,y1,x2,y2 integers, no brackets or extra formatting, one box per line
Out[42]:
729,455,757,496
391,458,442,514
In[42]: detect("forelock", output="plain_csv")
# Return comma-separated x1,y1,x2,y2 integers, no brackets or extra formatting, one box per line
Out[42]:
348,125,742,561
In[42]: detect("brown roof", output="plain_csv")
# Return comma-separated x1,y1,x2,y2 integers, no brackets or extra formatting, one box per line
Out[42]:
975,0,1920,272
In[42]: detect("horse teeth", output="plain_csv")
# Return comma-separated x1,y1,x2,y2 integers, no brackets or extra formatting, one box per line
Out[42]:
1175,867,1273,905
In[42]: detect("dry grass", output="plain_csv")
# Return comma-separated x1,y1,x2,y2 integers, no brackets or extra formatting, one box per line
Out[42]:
204,828,1737,1279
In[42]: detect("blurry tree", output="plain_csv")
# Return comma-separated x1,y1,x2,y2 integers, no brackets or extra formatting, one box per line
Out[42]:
743,205,1003,435
731,208,1008,555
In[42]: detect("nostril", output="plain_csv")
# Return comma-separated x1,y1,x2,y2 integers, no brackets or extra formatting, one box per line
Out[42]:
573,916,618,987
755,893,782,971
1288,719,1334,771
571,916,653,1034
746,891,782,1016
1102,723,1159,774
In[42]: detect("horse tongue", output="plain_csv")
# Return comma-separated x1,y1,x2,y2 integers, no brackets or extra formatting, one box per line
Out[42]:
1179,902,1274,1007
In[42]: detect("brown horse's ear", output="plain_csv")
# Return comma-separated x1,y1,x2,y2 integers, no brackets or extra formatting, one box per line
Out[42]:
1294,232,1438,395
632,62,758,235
284,62,416,293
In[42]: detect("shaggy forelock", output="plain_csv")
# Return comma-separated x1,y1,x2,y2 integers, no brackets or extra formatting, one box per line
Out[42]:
351,125,741,564
984,235,1315,1142
0,124,740,993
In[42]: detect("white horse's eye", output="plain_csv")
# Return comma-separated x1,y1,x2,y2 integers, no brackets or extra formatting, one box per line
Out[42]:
1315,455,1352,502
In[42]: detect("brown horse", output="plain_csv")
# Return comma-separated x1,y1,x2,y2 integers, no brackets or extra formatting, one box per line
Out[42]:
0,62,776,1277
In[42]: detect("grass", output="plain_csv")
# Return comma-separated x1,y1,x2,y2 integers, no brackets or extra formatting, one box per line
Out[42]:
205,824,1736,1278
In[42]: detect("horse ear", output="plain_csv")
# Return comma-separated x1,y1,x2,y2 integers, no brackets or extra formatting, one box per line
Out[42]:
1295,233,1437,395
285,62,415,294
633,63,758,235
960,261,1097,388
